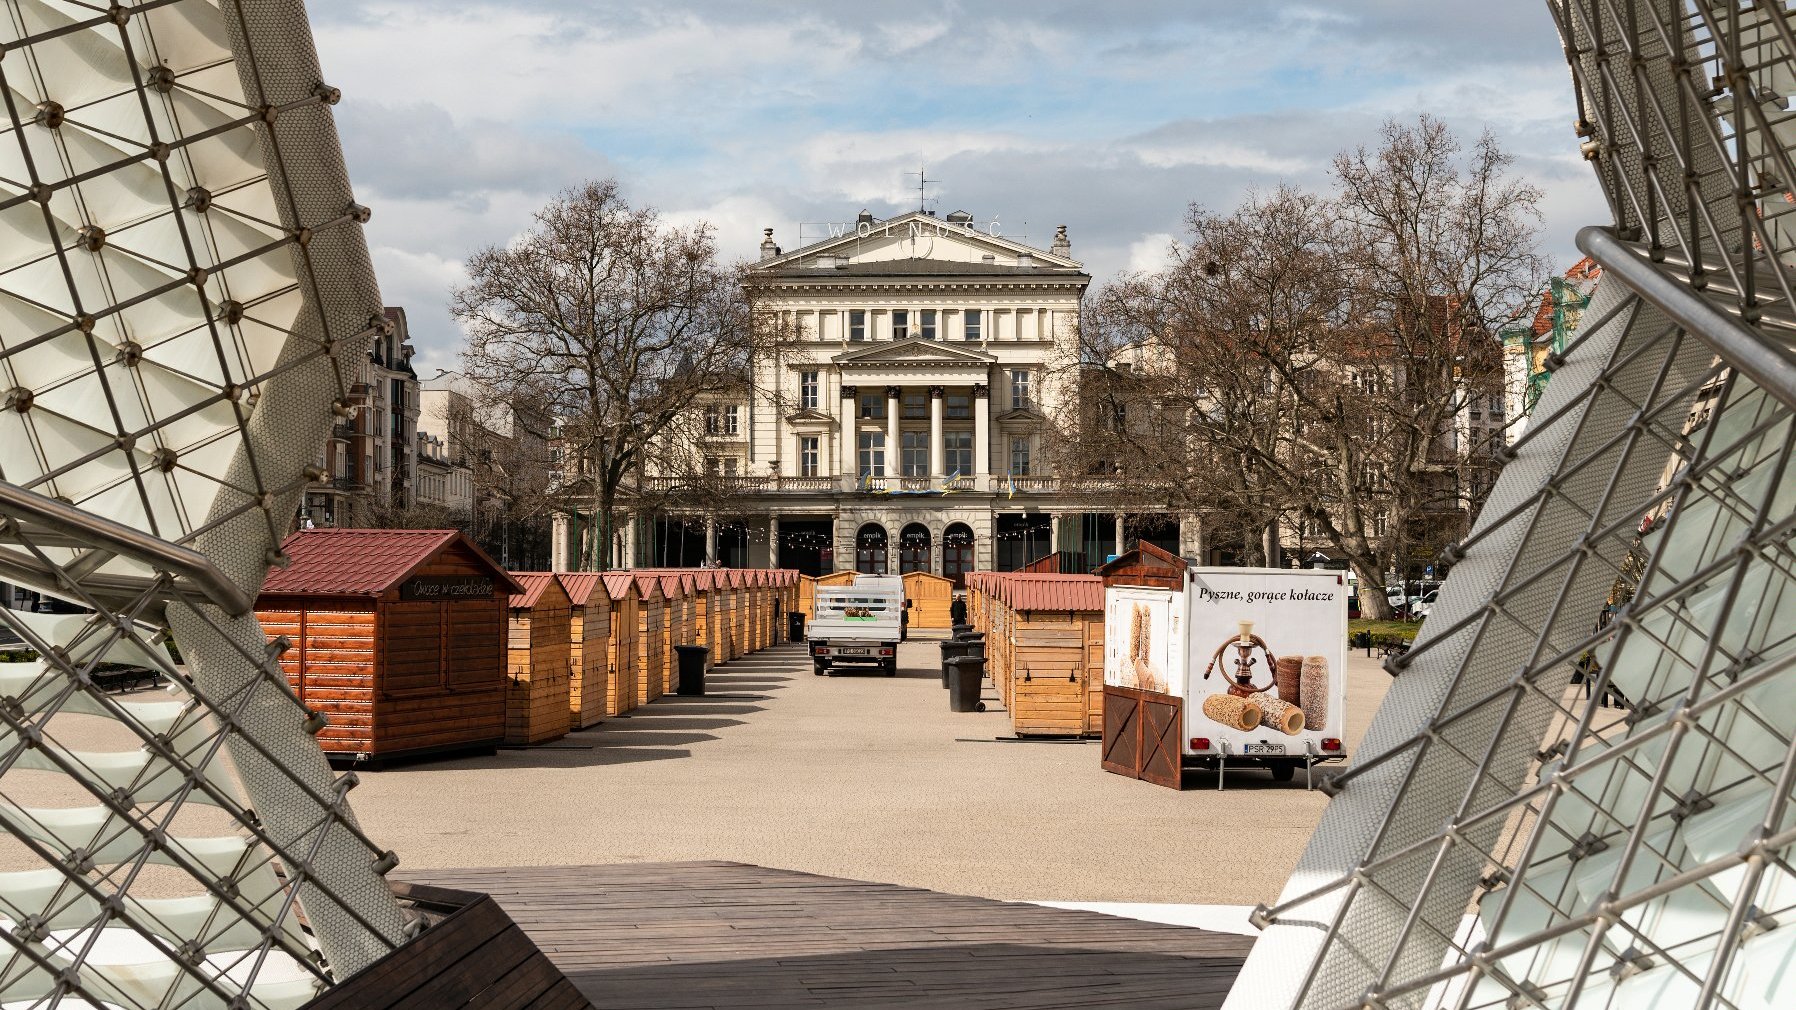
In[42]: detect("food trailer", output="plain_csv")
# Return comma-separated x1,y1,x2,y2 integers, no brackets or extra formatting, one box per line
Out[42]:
1100,544,1347,789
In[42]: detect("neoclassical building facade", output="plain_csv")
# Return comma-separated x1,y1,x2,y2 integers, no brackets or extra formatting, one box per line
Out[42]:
562,210,1192,579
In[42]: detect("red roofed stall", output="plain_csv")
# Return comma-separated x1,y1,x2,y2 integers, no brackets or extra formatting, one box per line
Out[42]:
979,572,1107,738
556,573,614,728
505,574,574,745
257,529,519,765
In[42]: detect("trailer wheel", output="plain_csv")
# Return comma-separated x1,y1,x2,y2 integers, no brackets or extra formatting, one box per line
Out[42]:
883,660,897,677
975,701,986,712
813,662,827,676
1270,764,1296,783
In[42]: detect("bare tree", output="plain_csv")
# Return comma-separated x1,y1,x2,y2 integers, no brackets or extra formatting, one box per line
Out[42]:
453,180,751,570
1054,117,1543,616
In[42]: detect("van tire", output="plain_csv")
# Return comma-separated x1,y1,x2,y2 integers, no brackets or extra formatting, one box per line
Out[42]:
813,662,828,676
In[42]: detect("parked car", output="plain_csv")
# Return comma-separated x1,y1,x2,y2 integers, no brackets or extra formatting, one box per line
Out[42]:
1411,589,1440,619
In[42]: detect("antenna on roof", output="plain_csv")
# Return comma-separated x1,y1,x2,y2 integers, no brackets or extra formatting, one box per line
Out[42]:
907,164,938,216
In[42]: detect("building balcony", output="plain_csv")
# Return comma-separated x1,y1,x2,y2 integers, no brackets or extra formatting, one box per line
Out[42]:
331,476,364,491
638,474,1127,497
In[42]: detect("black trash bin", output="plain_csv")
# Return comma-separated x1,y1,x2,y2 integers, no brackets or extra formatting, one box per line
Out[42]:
947,655,985,712
958,633,985,661
950,623,973,639
938,639,972,688
674,644,709,695
788,611,806,643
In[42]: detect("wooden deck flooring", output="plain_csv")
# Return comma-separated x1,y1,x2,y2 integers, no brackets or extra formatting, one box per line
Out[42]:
405,862,1251,1009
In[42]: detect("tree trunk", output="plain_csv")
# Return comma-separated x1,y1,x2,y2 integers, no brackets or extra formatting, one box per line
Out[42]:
1354,559,1394,620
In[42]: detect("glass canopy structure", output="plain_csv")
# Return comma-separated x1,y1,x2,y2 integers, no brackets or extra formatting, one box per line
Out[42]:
0,0,410,1006
1226,2,1796,1009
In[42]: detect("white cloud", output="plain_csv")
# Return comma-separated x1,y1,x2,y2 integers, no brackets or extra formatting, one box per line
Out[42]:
307,0,1606,366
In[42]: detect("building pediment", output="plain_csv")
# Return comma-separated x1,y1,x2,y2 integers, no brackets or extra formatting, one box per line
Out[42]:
833,338,996,367
995,406,1046,428
784,408,836,428
758,211,1084,274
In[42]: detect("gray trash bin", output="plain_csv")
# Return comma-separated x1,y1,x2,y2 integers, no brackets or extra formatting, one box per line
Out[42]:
947,655,985,712
938,639,972,688
674,644,709,695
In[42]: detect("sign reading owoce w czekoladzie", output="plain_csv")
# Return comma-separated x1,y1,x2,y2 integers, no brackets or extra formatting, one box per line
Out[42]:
399,576,495,601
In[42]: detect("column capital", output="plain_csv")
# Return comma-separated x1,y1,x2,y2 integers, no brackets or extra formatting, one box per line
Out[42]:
928,385,945,398
841,384,858,399
972,383,989,398
885,385,902,399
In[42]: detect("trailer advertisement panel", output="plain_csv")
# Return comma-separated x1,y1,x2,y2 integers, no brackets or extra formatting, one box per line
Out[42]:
1181,568,1348,759
1103,586,1183,695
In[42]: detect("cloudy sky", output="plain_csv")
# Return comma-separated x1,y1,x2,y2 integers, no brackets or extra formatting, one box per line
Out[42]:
309,1,1601,375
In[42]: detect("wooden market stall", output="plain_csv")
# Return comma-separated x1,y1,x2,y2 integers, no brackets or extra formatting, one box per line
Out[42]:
657,573,692,694
257,529,519,765
990,573,1106,737
505,574,574,745
554,573,612,729
632,574,668,704
600,574,641,716
797,574,817,622
902,571,954,633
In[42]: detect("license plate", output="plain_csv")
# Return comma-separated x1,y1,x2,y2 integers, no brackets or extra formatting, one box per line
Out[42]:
836,647,870,656
1244,741,1288,755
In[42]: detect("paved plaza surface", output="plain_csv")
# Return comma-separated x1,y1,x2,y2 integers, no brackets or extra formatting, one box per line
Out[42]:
355,639,1392,907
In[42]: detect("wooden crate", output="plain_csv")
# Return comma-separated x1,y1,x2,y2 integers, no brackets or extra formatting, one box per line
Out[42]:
903,572,954,631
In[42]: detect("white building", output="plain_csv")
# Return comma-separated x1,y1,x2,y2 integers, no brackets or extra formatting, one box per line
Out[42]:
563,210,1200,579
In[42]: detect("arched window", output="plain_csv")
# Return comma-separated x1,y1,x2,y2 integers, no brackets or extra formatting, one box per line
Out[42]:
898,523,931,574
855,523,889,574
942,522,975,587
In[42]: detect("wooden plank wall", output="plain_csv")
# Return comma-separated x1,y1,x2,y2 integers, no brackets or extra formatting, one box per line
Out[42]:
605,595,639,716
506,592,573,746
262,607,376,755
383,599,508,755
569,599,611,729
637,596,666,705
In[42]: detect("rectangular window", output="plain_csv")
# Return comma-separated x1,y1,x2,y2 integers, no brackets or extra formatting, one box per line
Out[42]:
723,457,738,477
1010,370,1032,410
963,309,981,341
705,455,720,475
902,392,927,419
945,393,971,420
920,309,937,340
849,310,867,341
800,436,819,477
724,404,740,435
1009,437,1031,476
800,371,819,410
892,310,909,341
860,393,884,419
857,431,886,476
944,431,973,476
901,431,929,476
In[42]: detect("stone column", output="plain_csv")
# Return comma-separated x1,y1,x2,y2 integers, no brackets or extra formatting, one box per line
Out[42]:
928,386,945,478
705,513,718,565
1048,513,1059,556
840,384,858,479
885,385,901,478
972,383,990,488
769,514,780,568
620,510,637,569
1114,512,1126,557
